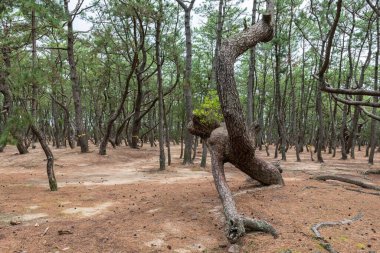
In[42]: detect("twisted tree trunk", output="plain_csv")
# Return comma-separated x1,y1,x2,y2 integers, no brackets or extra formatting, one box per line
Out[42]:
188,6,283,243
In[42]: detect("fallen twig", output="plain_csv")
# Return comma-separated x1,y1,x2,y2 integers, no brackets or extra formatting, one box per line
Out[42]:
311,213,363,253
41,227,49,236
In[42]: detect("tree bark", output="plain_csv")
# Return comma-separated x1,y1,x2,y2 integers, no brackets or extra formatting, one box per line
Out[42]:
156,0,166,170
28,13,57,191
176,0,195,165
247,0,257,127
316,0,342,162
274,42,286,161
348,24,372,158
200,140,207,168
64,0,88,153
189,7,284,242
369,15,379,164
210,0,224,88
164,101,171,166
30,124,57,191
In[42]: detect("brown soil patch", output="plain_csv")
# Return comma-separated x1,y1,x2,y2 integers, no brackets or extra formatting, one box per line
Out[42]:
0,144,379,252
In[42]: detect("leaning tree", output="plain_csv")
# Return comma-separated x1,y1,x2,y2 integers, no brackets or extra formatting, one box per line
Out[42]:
188,0,284,243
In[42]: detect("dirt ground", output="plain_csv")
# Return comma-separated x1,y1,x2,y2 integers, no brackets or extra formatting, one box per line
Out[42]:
0,143,379,253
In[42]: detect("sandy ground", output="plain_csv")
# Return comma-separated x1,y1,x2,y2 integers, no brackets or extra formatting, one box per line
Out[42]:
0,143,379,253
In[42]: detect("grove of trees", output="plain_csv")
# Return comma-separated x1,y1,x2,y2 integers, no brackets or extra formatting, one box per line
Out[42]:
0,0,379,243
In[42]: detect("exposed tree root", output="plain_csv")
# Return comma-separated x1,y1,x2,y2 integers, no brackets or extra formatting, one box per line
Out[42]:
311,213,363,253
364,169,380,175
223,215,278,243
242,217,278,238
313,175,380,191
209,145,280,243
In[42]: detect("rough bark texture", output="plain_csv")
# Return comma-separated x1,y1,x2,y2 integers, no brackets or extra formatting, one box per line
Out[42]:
316,0,342,162
156,1,166,170
200,141,207,168
210,0,225,88
64,0,88,153
369,16,379,164
176,0,195,165
246,0,257,126
188,12,284,243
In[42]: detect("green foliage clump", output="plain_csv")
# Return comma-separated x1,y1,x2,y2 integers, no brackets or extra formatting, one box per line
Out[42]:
193,90,223,125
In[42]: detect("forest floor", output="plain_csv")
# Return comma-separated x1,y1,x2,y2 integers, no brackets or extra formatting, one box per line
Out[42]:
0,143,379,253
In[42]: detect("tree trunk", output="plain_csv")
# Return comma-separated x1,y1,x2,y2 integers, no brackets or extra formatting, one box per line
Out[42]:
274,42,286,161
210,0,224,88
164,102,171,166
180,116,184,159
189,9,284,243
176,0,195,165
247,0,257,127
64,0,88,153
28,14,57,191
200,140,207,168
341,19,355,160
369,16,379,164
30,124,57,191
288,3,298,162
156,2,166,170
192,136,198,162
349,28,372,159
30,8,38,149
257,52,267,151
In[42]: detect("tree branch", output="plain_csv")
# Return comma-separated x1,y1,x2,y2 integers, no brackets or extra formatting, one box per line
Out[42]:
331,93,380,107
318,0,342,77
